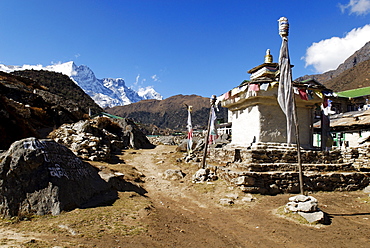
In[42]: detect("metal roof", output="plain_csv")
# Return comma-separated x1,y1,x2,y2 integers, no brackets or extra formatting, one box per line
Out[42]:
336,86,370,98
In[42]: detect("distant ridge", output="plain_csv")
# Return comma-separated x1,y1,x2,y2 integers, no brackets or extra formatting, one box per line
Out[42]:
323,59,370,92
106,94,228,130
296,41,370,92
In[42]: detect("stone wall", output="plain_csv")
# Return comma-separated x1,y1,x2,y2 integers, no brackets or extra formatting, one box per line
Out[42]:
207,144,370,195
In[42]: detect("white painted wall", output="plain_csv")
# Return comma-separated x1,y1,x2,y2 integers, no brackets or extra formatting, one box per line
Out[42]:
223,86,319,148
231,105,261,146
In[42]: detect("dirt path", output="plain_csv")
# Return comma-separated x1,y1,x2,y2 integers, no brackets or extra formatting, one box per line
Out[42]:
0,145,369,247
123,145,370,248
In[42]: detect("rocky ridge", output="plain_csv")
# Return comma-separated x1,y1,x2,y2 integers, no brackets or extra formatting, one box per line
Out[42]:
296,41,370,91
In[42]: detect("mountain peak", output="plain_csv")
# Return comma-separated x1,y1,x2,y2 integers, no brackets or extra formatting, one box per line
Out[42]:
0,61,163,108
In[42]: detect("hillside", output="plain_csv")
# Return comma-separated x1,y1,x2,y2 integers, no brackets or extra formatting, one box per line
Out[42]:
296,41,370,92
106,94,228,131
323,59,370,92
11,69,102,114
0,70,103,150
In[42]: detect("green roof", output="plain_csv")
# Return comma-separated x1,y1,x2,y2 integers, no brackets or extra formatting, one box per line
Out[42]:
336,86,370,98
91,112,124,119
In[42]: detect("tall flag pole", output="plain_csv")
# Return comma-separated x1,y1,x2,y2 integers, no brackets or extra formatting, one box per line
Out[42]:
186,105,193,155
201,95,217,169
277,17,304,195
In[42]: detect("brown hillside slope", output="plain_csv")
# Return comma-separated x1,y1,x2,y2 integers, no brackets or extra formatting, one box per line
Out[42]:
0,71,101,150
106,94,228,130
323,59,370,92
296,41,370,90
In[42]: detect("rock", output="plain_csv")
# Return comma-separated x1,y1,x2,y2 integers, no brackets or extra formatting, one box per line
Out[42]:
157,136,176,146
298,211,325,223
219,198,234,205
284,194,325,223
286,200,318,213
163,169,185,181
241,194,256,202
269,184,281,195
286,195,319,213
176,140,188,152
192,169,209,183
49,117,155,162
231,176,255,186
225,193,239,199
212,134,231,148
363,185,370,194
192,167,218,183
193,138,205,151
289,194,310,202
0,137,132,218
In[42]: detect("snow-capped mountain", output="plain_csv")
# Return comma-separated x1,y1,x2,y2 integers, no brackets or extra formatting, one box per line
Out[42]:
0,61,163,108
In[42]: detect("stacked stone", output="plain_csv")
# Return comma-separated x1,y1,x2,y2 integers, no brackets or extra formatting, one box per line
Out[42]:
285,195,325,223
352,145,370,171
49,117,154,162
217,168,369,195
209,147,345,165
50,119,119,161
192,166,218,183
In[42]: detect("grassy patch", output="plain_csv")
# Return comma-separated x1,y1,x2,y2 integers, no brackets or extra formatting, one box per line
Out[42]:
1,192,152,240
358,195,370,204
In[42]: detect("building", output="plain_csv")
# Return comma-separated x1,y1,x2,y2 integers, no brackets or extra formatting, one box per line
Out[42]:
218,50,332,149
313,86,370,148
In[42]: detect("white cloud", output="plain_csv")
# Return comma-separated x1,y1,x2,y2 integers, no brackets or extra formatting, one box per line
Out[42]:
132,74,147,89
133,74,140,86
303,24,370,73
151,74,160,82
339,0,370,15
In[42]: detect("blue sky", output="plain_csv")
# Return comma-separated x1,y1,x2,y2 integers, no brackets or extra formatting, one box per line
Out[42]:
0,0,369,99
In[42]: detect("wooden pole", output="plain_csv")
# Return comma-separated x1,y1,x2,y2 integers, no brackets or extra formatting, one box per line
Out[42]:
201,95,217,169
278,17,304,195
292,98,304,195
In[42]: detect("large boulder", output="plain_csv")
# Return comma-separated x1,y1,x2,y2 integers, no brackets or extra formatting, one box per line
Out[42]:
0,137,120,218
49,117,155,161
114,118,155,149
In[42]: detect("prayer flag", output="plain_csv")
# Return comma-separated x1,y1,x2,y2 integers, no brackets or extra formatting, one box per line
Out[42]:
186,107,193,153
209,106,218,144
298,88,308,101
277,36,295,144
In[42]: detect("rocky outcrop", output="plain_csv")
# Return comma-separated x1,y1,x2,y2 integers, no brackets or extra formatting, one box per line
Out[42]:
48,117,155,161
0,138,126,218
0,70,102,150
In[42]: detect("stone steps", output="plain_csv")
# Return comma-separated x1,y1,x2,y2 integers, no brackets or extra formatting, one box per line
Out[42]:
217,166,370,195
231,162,356,172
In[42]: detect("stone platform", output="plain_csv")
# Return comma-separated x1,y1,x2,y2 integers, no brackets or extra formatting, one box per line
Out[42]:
208,143,370,195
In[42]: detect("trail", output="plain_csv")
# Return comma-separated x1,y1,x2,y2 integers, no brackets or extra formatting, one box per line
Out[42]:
123,145,370,248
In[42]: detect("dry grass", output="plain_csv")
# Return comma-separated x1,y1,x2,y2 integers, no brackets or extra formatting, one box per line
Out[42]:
0,191,152,246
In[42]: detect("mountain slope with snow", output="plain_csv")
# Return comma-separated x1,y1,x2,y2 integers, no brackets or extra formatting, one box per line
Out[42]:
0,61,162,108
